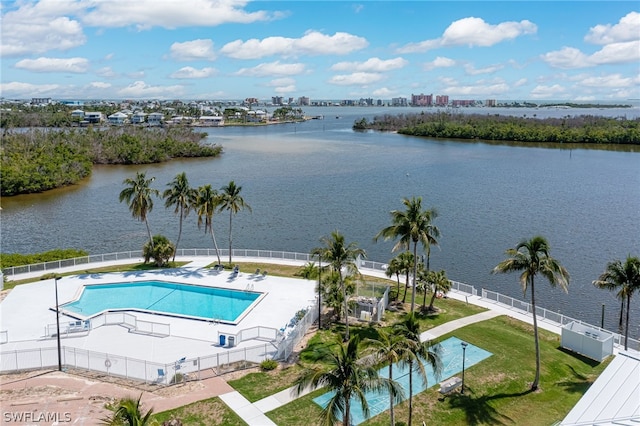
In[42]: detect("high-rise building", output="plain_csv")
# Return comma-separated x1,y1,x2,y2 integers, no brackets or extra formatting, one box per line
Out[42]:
411,93,433,106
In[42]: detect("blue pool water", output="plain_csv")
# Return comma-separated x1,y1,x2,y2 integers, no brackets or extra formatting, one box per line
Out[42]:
61,281,261,322
313,336,492,425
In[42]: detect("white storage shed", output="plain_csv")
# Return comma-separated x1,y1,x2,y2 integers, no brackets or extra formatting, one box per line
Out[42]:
561,321,614,362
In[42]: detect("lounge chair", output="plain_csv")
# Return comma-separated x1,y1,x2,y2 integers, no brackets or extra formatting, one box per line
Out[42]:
157,368,166,382
254,268,260,275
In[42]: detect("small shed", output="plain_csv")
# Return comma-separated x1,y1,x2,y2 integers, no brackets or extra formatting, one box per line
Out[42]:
561,321,614,362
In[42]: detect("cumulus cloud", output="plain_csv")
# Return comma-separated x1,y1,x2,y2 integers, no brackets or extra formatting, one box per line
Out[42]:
96,67,118,78
372,87,395,97
464,63,504,75
1,0,86,57
584,11,640,44
117,81,184,99
0,81,61,96
15,57,90,73
328,72,384,86
170,39,216,61
220,31,368,59
398,17,537,53
541,40,640,69
331,57,407,72
267,77,296,87
530,84,567,99
81,0,278,29
424,56,457,70
576,73,640,89
170,66,217,79
88,81,112,89
235,61,306,77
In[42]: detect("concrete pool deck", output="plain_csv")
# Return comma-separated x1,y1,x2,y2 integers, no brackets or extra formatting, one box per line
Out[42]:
0,258,317,365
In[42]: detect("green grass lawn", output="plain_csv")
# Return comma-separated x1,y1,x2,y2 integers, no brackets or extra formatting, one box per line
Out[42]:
151,397,247,425
265,316,610,426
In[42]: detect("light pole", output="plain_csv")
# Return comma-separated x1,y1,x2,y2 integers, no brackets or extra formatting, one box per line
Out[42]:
460,341,468,394
54,277,62,372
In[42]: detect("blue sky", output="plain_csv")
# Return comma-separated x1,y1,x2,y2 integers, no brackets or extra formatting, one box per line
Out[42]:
1,1,638,101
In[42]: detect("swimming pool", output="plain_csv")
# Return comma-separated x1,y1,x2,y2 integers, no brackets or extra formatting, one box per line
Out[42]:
60,280,263,323
313,336,492,425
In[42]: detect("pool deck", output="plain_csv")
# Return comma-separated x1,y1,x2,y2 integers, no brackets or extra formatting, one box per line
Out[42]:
0,258,317,365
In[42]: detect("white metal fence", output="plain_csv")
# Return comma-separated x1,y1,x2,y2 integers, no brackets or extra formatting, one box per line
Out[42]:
275,302,319,361
481,288,640,351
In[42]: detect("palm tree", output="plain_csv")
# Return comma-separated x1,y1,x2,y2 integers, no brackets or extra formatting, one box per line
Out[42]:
386,251,414,304
100,394,157,425
385,256,402,301
218,181,251,264
163,172,197,262
294,335,403,426
492,235,569,390
195,184,222,266
313,231,366,341
119,172,159,248
393,312,441,426
375,197,440,312
593,256,640,350
426,270,452,312
364,329,407,426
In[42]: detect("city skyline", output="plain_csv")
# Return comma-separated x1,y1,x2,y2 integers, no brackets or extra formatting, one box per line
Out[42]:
1,1,639,101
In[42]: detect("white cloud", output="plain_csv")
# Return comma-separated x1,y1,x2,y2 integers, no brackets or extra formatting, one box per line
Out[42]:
0,81,61,96
221,31,368,59
398,17,537,53
235,61,306,77
372,87,395,97
1,0,86,57
274,85,296,94
514,78,528,87
170,39,216,61
81,0,278,29
267,77,296,87
541,40,640,69
96,67,118,78
328,72,384,86
576,73,639,89
15,57,90,73
117,81,184,99
589,40,640,65
540,47,591,69
424,56,457,70
88,81,112,89
170,66,217,79
584,11,640,45
331,57,407,72
530,84,567,99
464,63,504,75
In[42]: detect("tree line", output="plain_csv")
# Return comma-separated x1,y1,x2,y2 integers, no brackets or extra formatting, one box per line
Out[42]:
1,127,221,196
354,112,640,145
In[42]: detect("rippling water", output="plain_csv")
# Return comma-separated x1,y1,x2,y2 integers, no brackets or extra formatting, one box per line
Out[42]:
2,106,639,335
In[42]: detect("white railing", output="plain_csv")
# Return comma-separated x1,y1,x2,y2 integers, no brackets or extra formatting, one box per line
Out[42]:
45,320,91,338
91,311,171,337
481,288,640,351
0,331,8,344
275,303,319,361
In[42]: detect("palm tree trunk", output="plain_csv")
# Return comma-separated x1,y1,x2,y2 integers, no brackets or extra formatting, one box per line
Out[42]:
144,218,154,249
228,210,233,264
210,226,222,266
343,399,350,426
410,242,418,312
624,293,631,350
530,277,541,391
408,359,414,426
395,273,400,300
173,206,183,262
341,270,349,341
428,290,437,311
389,364,395,426
619,299,625,335
402,272,409,303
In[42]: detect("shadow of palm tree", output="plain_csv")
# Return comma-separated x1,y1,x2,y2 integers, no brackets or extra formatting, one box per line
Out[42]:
444,386,533,425
557,364,596,394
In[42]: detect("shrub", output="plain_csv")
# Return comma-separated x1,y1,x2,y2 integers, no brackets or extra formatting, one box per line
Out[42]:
260,359,278,371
